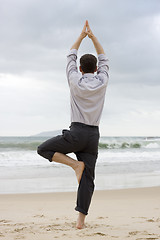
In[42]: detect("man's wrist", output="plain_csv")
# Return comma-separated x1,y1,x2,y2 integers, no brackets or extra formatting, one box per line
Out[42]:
90,35,96,41
79,34,85,40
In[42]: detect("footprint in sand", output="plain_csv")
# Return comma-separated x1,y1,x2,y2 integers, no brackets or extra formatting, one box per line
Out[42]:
33,214,45,218
147,219,155,222
97,216,104,219
97,216,108,219
146,218,160,223
129,231,149,236
129,231,141,236
0,219,11,223
14,227,27,233
136,238,159,240
81,232,107,237
94,232,107,236
14,235,25,239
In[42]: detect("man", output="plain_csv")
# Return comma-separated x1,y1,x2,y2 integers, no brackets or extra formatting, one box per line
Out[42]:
37,20,109,229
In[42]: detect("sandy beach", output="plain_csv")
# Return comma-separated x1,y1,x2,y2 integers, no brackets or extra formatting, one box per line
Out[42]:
0,187,160,240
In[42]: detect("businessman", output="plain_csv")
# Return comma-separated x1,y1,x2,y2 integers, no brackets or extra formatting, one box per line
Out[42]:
37,20,109,229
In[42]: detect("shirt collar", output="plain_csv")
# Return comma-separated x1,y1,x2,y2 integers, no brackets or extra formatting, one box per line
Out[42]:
83,73,94,78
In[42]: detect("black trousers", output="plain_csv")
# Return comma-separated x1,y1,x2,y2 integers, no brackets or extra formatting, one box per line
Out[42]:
37,122,99,215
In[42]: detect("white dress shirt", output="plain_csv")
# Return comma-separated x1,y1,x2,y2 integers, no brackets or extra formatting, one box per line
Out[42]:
66,49,109,126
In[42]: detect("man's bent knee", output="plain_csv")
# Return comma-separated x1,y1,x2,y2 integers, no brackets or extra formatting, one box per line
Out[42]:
37,145,43,157
37,145,54,162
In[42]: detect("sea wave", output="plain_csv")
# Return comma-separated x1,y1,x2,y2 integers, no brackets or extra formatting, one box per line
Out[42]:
99,141,160,149
99,136,160,149
0,136,160,150
0,142,41,150
99,142,141,149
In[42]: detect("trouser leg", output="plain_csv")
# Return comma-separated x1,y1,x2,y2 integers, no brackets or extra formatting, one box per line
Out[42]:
75,152,97,215
37,123,99,216
37,129,80,162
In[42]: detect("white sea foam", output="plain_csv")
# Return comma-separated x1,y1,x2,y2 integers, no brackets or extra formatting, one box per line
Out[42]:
0,147,160,167
145,143,160,148
0,151,49,167
98,149,160,164
0,136,160,194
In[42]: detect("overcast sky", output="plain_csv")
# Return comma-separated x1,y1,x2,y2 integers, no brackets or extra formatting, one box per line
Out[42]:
0,0,160,136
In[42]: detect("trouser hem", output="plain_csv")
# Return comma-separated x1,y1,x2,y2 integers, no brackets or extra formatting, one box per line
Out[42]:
48,152,55,162
37,146,55,162
75,206,88,215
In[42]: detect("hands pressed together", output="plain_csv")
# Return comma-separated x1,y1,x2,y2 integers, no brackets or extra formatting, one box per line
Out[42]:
71,20,104,55
80,20,94,39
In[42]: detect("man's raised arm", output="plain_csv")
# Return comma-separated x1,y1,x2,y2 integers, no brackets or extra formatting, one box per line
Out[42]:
70,21,87,50
67,21,87,80
86,20,105,55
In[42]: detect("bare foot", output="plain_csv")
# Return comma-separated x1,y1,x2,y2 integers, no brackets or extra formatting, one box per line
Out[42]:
76,223,86,229
74,161,85,184
76,212,86,229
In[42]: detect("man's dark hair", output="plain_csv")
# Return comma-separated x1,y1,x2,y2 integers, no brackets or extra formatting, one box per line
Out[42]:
80,54,97,73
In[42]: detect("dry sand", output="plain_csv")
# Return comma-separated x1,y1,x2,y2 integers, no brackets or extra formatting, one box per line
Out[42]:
0,187,160,240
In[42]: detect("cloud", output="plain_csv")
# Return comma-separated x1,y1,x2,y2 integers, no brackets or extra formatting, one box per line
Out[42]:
0,0,160,135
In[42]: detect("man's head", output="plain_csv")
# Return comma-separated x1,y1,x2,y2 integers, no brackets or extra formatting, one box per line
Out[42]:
80,54,97,74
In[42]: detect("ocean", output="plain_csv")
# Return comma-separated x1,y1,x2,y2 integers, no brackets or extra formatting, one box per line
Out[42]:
0,136,160,194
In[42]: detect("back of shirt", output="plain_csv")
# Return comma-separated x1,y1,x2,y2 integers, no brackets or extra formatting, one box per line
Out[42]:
66,49,109,126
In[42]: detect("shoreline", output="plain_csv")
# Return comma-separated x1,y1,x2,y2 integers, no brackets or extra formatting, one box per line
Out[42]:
1,167,160,194
0,186,160,239
0,185,160,196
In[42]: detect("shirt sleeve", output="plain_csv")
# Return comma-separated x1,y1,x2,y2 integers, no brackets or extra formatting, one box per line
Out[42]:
97,54,109,85
66,49,79,85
